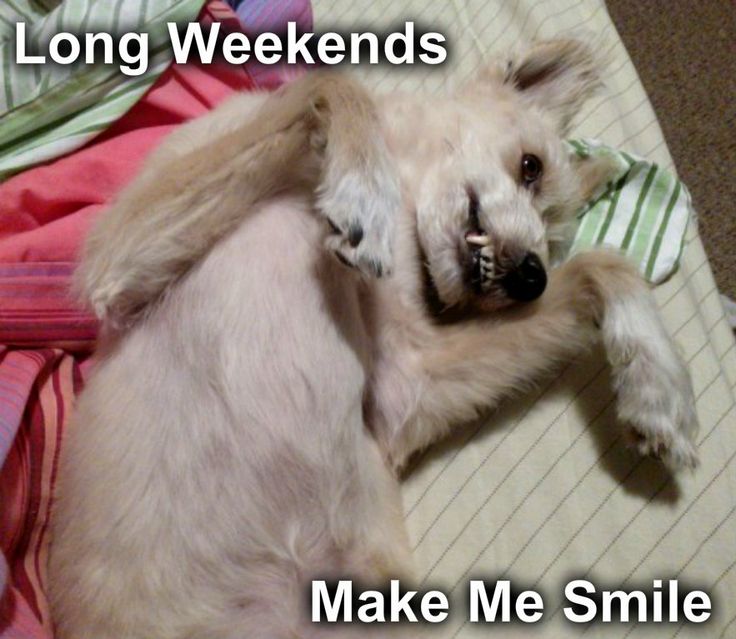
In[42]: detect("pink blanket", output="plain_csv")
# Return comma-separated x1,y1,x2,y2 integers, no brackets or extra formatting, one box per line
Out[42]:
0,1,311,636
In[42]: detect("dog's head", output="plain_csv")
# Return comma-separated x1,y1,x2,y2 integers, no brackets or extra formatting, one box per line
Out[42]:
385,39,614,313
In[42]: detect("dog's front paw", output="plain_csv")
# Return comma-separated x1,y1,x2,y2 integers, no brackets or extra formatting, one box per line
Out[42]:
601,290,700,471
317,164,400,278
613,349,699,470
80,262,151,329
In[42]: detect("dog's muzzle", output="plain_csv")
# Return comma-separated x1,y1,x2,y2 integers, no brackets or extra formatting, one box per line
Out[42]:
465,231,547,302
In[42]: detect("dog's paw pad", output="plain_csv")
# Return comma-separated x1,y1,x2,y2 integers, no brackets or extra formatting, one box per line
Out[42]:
618,383,700,471
603,296,700,472
322,204,394,277
317,165,399,279
614,354,699,471
325,234,386,277
627,423,699,470
321,216,393,278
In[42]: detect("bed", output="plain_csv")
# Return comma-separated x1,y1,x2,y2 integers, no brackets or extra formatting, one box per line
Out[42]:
309,1,736,637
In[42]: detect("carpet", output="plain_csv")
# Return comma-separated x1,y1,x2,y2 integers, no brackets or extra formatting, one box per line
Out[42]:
606,0,736,298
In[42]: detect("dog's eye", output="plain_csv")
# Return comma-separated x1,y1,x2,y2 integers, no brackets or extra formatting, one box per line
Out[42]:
520,154,543,186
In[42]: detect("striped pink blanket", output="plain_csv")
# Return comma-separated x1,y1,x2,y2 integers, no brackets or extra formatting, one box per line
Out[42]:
0,2,312,636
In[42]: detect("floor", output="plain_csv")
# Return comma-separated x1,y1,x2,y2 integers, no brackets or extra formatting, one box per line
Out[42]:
606,0,736,298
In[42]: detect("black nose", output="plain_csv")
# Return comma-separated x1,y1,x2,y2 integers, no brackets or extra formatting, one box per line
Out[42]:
501,252,547,302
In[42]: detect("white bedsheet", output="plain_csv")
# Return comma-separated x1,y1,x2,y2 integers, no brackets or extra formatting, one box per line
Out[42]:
312,1,736,637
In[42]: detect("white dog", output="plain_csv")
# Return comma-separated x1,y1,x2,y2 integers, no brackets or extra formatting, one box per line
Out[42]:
48,39,698,639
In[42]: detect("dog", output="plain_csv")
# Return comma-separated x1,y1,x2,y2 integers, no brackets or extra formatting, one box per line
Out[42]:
47,39,699,639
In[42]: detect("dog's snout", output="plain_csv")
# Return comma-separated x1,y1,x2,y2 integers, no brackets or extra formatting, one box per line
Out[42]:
501,252,547,302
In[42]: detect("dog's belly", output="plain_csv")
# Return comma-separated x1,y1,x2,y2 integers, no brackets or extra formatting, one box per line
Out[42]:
48,197,407,638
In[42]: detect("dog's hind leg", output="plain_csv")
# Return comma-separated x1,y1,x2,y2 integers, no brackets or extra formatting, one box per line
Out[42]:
380,251,698,472
79,72,400,326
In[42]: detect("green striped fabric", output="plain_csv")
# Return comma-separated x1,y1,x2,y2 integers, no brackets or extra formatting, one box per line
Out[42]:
568,138,693,284
0,0,206,181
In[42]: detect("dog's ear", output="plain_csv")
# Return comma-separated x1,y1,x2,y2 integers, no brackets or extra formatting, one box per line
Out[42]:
503,39,602,134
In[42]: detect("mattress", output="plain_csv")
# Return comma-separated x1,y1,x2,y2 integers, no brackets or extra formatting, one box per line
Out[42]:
311,1,736,637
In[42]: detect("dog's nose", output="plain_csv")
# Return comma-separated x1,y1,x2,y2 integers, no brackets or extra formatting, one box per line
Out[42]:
501,252,547,302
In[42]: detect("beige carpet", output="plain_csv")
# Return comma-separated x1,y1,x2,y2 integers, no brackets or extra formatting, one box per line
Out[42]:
606,0,736,299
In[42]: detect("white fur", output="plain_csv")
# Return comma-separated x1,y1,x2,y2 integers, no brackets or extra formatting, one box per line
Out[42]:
48,41,699,639
603,293,698,468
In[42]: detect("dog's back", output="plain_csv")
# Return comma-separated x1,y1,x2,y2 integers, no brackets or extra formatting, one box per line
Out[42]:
48,196,408,639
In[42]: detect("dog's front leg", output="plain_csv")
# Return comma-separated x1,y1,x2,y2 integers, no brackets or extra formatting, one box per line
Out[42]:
79,72,399,326
303,75,401,278
384,251,698,472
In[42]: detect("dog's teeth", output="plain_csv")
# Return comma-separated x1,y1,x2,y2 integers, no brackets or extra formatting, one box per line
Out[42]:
470,240,494,295
465,233,490,247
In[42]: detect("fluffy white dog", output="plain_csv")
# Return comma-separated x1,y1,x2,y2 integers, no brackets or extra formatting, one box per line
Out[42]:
48,39,698,639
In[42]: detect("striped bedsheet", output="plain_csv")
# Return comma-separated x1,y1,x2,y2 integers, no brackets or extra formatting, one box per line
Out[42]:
310,1,736,638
